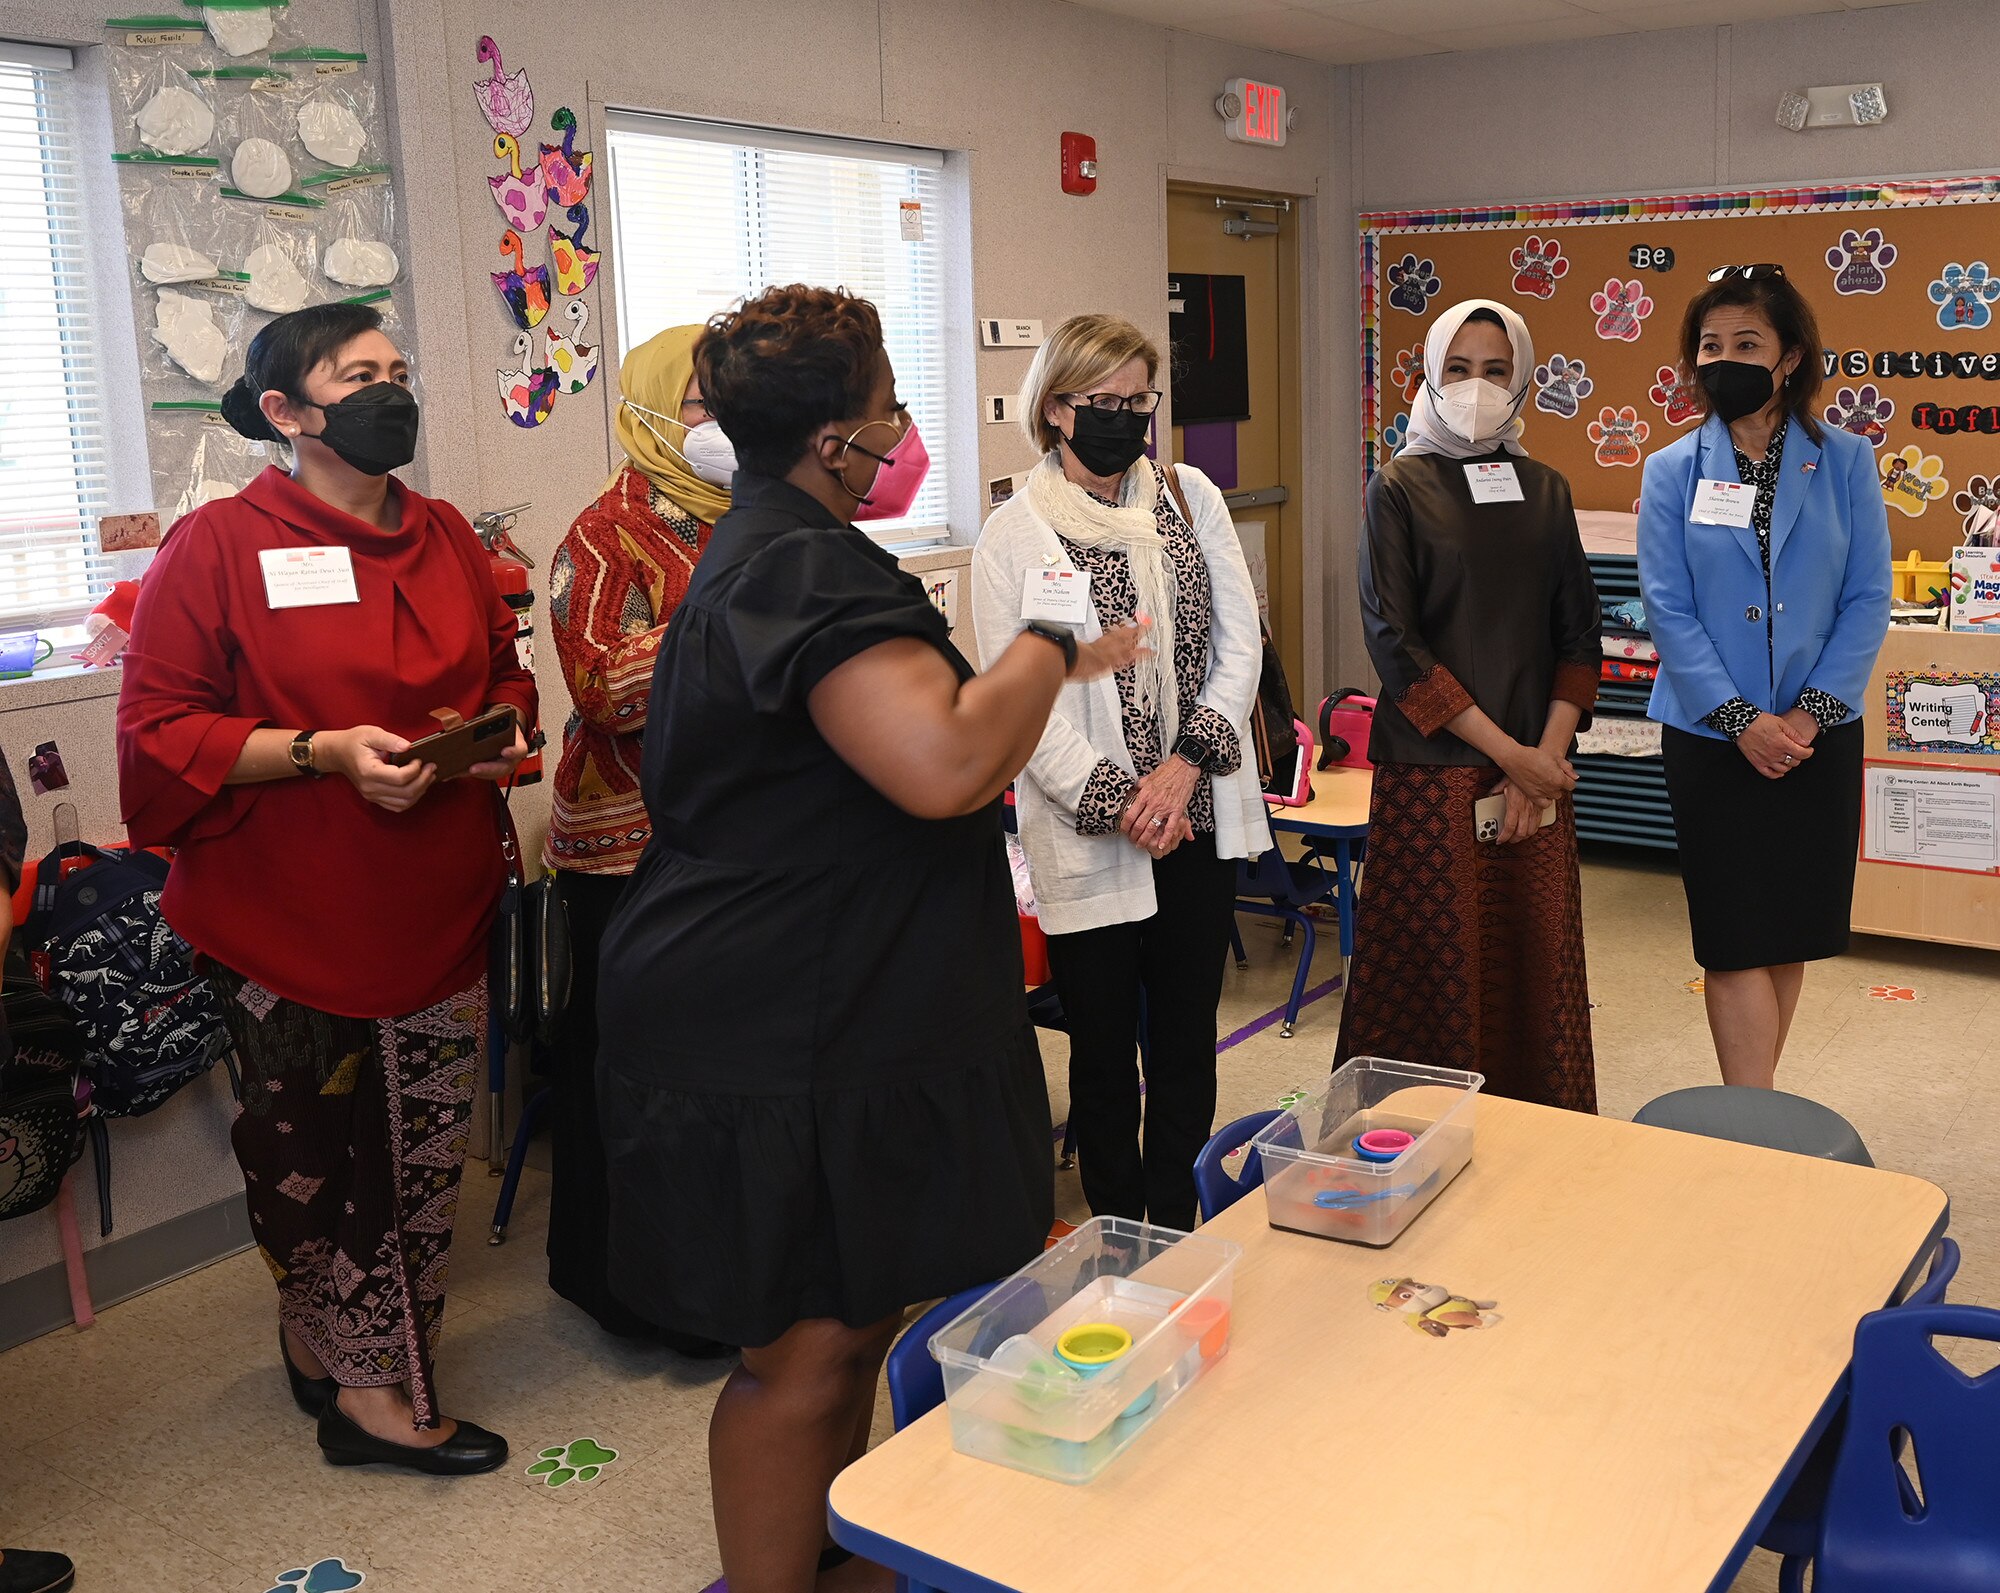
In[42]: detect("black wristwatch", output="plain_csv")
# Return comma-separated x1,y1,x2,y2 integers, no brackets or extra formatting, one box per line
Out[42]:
1023,620,1078,675
289,729,323,778
1172,731,1211,770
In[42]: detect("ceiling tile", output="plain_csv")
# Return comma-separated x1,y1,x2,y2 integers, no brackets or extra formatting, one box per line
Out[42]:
1063,0,1286,22
1421,12,1631,47
1199,7,1446,61
1311,0,1591,28
1580,0,1832,23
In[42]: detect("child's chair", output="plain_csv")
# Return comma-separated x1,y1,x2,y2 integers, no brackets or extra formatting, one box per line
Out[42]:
1761,1237,1959,1590
1193,1109,1280,1222
1813,1299,2000,1593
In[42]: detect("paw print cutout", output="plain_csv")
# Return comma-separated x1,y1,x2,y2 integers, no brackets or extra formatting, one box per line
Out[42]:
1868,984,1918,1003
1647,365,1701,426
1824,384,1895,446
1954,475,2000,540
528,1436,619,1486
1590,278,1653,342
1532,354,1593,418
1880,445,1948,517
1828,227,1897,295
1388,343,1425,403
1586,405,1649,468
1510,235,1569,300
1928,261,2000,329
1386,253,1442,316
1381,411,1411,456
264,1560,364,1593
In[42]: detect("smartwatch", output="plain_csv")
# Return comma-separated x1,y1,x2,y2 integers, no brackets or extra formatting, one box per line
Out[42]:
289,729,323,778
1172,732,1211,770
1023,620,1078,675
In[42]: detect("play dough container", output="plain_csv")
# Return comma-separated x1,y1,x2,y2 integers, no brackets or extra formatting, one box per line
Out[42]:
928,1215,1242,1484
1252,1056,1483,1247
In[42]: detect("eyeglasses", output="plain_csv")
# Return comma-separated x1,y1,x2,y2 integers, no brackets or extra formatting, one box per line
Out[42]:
680,395,711,419
1707,263,1786,283
1059,390,1163,416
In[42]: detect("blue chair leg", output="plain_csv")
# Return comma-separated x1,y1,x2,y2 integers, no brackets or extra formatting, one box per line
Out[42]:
1229,917,1248,969
1059,1113,1076,1171
486,1001,508,1180
1281,912,1316,1038
1777,1552,1808,1593
489,1084,552,1245
1334,838,1358,963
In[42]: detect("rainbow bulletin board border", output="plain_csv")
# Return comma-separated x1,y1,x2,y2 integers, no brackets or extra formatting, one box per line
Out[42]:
1359,177,2000,556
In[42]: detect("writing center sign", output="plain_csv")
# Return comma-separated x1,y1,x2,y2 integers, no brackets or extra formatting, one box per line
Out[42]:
1886,669,2000,755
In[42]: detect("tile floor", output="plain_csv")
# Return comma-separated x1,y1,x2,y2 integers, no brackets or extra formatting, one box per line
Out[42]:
3,844,1996,1591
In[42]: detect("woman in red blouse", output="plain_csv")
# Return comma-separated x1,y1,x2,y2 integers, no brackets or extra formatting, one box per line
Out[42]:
117,304,536,1475
540,324,726,1348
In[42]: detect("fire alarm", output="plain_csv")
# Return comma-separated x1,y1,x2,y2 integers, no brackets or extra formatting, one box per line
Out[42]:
1061,132,1097,196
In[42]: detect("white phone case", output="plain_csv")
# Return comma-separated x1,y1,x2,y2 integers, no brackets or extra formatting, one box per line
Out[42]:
1474,793,1558,843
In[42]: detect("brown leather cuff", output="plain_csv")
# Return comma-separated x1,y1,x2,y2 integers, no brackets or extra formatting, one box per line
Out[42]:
1396,664,1475,738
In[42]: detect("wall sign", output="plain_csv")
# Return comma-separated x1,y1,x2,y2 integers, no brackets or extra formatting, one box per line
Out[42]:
1218,77,1288,147
1824,349,2000,380
1885,669,2000,754
1628,244,1675,272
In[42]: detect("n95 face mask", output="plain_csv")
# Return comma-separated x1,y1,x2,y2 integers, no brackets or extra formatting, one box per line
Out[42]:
1431,377,1521,444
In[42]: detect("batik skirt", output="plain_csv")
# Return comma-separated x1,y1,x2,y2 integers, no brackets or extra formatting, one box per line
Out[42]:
1334,763,1598,1113
209,965,484,1430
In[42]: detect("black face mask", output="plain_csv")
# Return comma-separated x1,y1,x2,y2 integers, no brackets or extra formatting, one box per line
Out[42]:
1698,359,1778,424
1063,405,1151,478
306,382,420,476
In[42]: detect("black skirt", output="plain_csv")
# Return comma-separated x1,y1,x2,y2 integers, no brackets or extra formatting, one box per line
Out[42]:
1662,720,1863,971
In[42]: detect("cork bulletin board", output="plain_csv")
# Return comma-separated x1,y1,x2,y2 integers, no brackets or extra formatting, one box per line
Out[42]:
1360,177,2000,559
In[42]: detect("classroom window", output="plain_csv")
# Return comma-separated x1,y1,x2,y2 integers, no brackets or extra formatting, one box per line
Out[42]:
0,42,116,628
604,113,948,538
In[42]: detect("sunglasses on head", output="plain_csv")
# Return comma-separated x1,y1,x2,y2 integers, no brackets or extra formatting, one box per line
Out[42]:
1707,263,1786,283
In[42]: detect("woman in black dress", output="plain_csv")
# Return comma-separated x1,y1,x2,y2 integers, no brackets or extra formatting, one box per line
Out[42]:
596,285,1141,1593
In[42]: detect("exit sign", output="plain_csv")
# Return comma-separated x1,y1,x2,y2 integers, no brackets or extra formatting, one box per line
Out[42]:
1221,77,1288,147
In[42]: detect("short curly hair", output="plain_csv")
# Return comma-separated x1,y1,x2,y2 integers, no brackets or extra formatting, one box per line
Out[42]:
693,285,886,476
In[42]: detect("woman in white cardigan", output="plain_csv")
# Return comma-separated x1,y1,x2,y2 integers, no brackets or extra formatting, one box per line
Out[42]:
973,313,1269,1231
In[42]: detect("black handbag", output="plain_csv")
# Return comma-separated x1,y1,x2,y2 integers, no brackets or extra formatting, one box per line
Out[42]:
490,794,571,1045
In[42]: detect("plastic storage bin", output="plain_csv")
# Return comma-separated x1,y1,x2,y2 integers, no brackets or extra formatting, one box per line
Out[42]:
928,1215,1242,1484
1252,1057,1482,1246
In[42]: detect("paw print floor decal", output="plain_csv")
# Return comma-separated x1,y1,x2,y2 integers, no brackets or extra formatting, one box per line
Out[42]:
1533,354,1593,418
1825,384,1895,446
264,1561,364,1593
1386,253,1441,316
528,1436,619,1486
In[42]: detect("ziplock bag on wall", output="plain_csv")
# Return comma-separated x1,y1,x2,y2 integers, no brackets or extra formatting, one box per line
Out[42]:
149,401,271,519
185,0,291,57
148,285,244,387
241,209,315,312
110,42,214,156
122,171,232,285
276,49,373,171
193,63,299,199
314,179,399,289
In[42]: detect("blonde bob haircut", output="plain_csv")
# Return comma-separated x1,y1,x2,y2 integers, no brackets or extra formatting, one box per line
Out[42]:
1018,313,1161,455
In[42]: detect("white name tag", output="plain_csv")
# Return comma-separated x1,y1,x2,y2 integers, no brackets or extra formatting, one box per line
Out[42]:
1691,479,1756,528
259,545,359,609
1463,461,1524,503
1022,566,1090,626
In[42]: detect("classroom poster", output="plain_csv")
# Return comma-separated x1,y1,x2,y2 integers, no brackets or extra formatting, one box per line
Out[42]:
1360,178,2000,557
1884,668,2000,755
1862,761,2000,872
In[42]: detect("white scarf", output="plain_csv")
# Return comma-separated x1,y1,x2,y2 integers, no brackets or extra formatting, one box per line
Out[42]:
1026,453,1179,747
1398,298,1534,461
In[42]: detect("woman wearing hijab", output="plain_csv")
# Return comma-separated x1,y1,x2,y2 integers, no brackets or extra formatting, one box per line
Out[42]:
1336,299,1601,1111
117,303,535,1471
543,324,730,1348
972,313,1269,1232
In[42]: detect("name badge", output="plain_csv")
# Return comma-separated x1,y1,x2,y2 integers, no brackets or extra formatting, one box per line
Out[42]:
1691,479,1756,528
259,546,359,609
1022,566,1089,626
1464,461,1524,504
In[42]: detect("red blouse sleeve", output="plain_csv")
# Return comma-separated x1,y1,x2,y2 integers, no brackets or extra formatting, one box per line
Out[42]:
116,520,266,848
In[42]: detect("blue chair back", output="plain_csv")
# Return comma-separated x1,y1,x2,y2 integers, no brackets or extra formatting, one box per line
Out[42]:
1904,1236,1961,1307
1194,1109,1281,1222
886,1283,999,1432
1817,1301,2000,1593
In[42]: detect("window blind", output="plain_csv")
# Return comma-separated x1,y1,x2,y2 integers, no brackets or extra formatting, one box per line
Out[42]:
604,112,949,537
0,47,115,627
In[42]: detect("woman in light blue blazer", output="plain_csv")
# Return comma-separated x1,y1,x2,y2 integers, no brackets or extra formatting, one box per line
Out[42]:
1638,265,1890,1089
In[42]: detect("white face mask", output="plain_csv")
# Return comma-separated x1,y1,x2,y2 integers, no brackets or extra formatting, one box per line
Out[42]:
1431,376,1521,445
629,403,738,486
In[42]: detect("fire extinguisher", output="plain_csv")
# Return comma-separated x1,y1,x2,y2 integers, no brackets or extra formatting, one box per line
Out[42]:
471,503,545,785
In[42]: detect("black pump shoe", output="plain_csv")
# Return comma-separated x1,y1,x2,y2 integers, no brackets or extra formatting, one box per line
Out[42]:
280,1330,337,1416
0,1547,77,1593
316,1396,509,1476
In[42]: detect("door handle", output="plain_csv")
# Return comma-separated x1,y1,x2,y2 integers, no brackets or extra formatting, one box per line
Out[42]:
1221,485,1290,510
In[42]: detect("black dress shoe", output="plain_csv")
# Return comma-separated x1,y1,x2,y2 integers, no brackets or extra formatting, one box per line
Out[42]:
316,1396,509,1476
0,1547,77,1593
280,1330,337,1416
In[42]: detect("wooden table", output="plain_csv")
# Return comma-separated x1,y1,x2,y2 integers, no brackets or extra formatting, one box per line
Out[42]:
1261,765,1371,964
830,1097,1947,1593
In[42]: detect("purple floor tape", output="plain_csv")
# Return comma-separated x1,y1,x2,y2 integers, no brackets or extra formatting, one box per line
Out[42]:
1216,975,1344,1053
